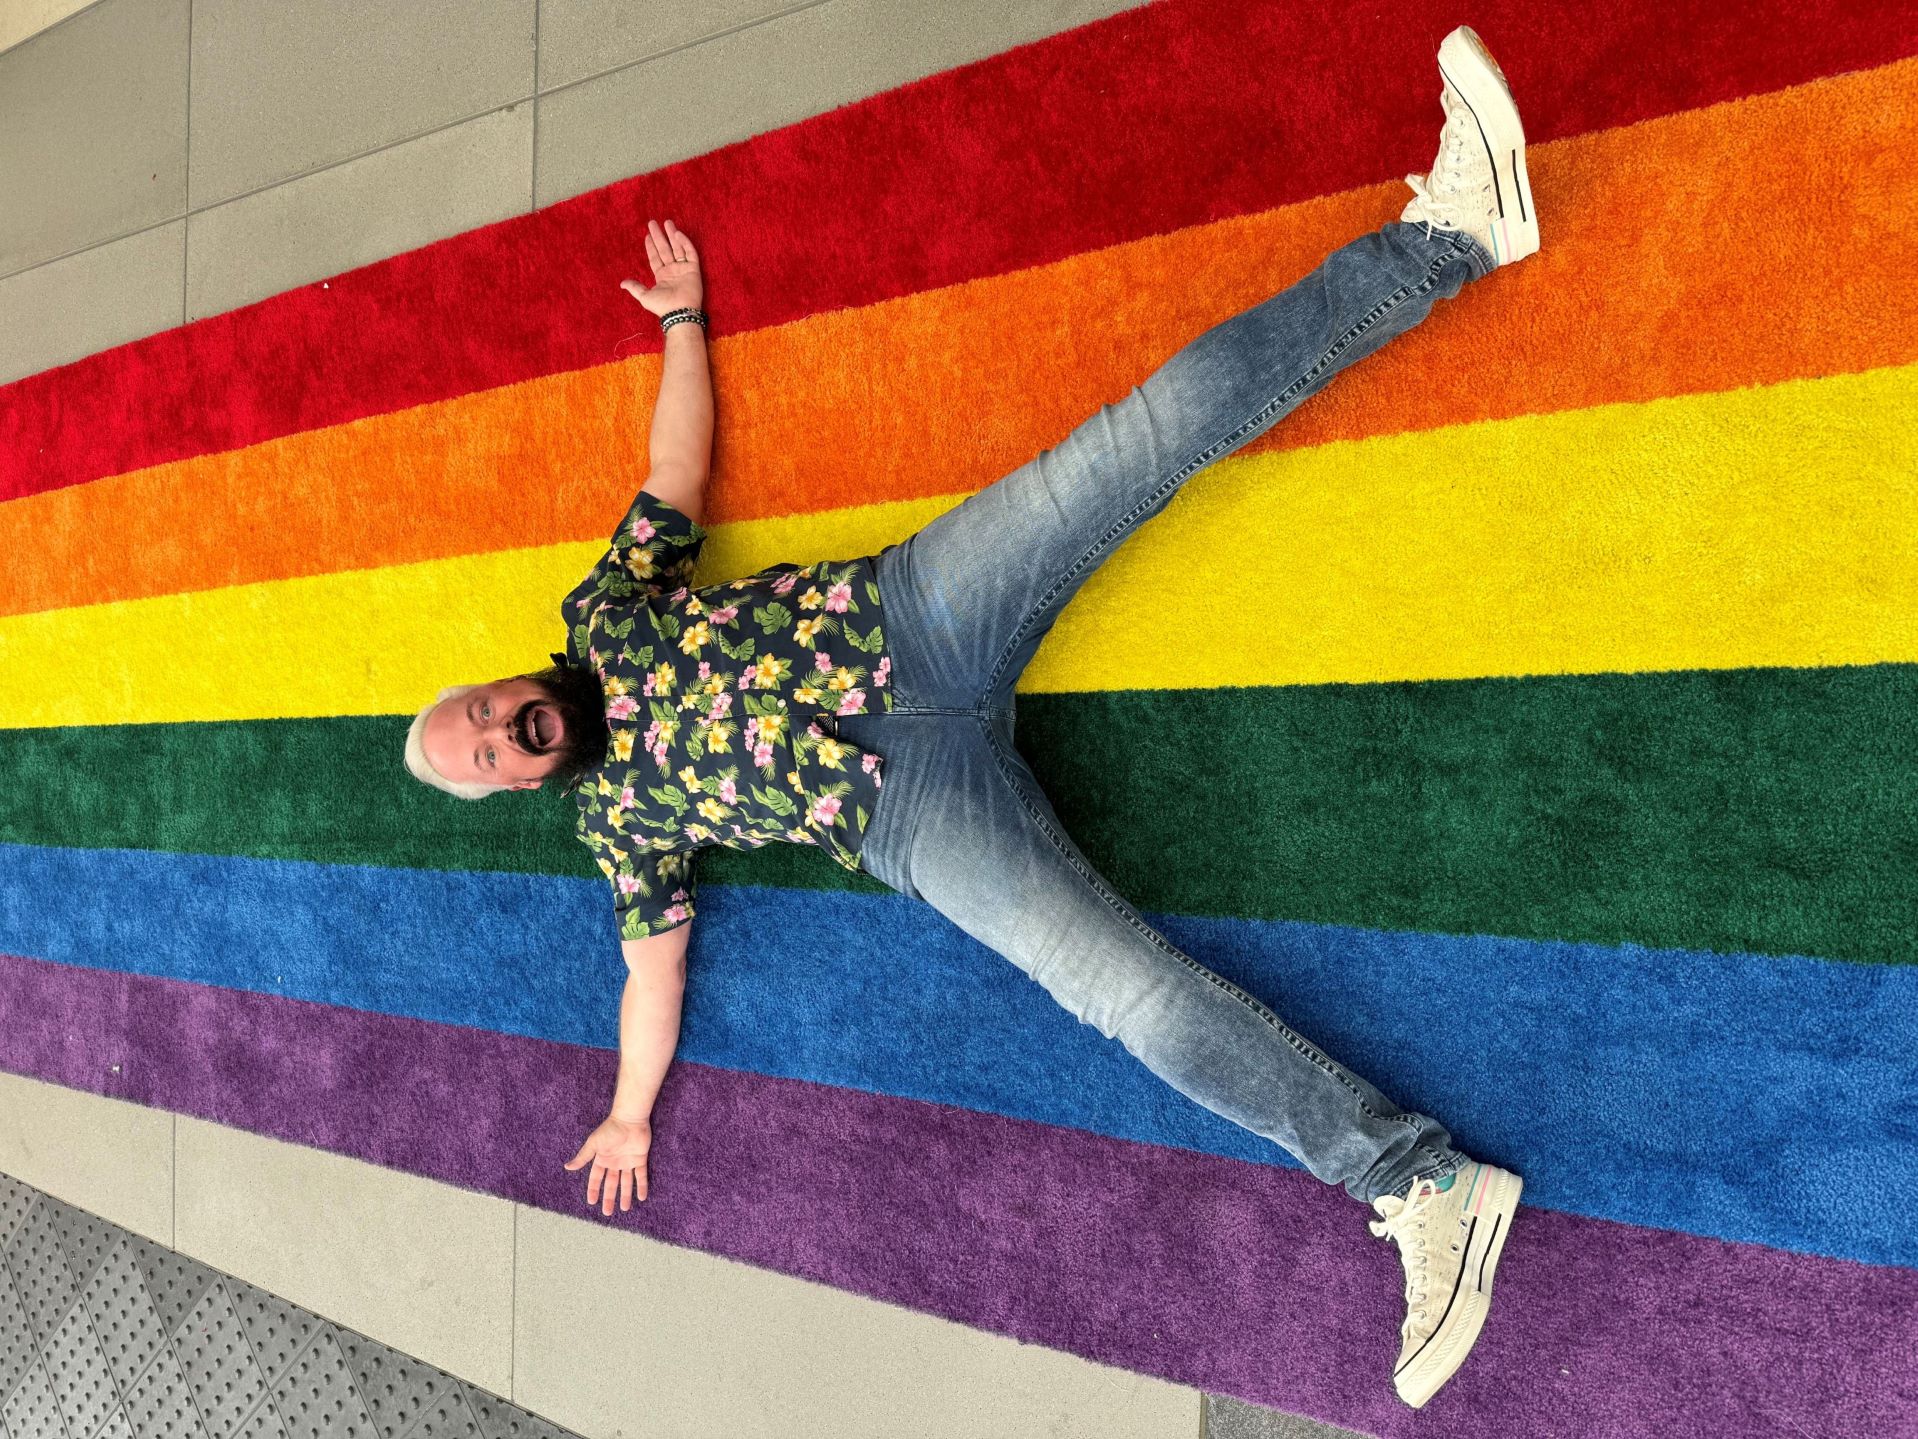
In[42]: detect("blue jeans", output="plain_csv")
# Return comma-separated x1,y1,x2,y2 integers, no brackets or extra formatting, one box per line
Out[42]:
831,221,1497,1204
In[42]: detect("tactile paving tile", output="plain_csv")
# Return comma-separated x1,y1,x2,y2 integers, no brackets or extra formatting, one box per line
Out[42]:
0,1180,33,1253
337,1332,449,1439
83,1237,169,1401
174,1281,268,1439
43,1301,118,1439
272,1328,373,1439
45,1198,118,1291
4,1203,80,1350
0,1176,579,1439
402,1383,484,1439
0,1262,38,1407
126,1237,216,1340
226,1281,315,1391
2,1358,65,1439
233,1397,291,1439
124,1345,207,1439
463,1391,571,1439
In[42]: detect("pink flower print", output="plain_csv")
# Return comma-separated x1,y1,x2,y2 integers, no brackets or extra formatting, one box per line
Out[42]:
811,794,843,825
671,888,688,902
630,517,656,544
616,874,642,897
719,779,738,804
621,786,637,809
836,689,865,715
737,672,751,689
814,651,833,673
642,674,656,696
662,904,688,924
709,605,738,624
671,586,689,602
874,656,890,687
697,661,711,680
862,752,880,774
825,582,852,613
873,768,882,789
607,695,638,720
745,718,760,745
772,573,799,595
753,742,774,767
644,720,662,747
706,693,732,722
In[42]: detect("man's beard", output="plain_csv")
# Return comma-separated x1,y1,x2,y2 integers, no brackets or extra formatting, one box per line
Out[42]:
521,661,611,790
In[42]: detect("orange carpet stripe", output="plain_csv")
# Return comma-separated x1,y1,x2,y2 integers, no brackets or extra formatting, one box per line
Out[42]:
1,57,1910,620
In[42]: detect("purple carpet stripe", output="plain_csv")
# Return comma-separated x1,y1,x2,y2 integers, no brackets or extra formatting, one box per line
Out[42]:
0,952,1910,1436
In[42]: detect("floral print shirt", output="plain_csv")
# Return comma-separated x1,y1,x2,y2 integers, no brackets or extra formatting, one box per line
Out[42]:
558,489,894,941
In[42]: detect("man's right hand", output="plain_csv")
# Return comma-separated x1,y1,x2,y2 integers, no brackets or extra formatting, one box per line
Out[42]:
565,1113,654,1215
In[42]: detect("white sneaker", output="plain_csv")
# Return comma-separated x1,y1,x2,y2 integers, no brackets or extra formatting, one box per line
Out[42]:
1368,1158,1523,1408
1399,25,1540,267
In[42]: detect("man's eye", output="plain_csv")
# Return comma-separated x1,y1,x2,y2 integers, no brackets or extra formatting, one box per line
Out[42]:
482,704,490,720
488,749,496,767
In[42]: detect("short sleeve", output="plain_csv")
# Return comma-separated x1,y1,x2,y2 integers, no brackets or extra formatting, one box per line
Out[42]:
610,489,707,598
610,844,699,942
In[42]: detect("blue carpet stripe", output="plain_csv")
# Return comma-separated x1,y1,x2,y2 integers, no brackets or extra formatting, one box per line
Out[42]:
0,842,1911,1268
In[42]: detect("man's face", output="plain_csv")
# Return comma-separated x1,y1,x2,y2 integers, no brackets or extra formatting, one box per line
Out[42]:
423,675,572,791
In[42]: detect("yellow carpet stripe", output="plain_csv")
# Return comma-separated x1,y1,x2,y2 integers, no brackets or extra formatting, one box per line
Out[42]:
1,363,1909,729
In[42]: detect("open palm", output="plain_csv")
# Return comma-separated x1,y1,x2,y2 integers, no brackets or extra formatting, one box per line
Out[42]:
565,1113,653,1215
621,218,703,317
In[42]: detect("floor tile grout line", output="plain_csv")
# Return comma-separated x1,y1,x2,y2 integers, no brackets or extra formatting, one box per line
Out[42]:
532,0,541,215
510,1203,518,1402
0,0,116,63
181,0,192,326
537,0,837,105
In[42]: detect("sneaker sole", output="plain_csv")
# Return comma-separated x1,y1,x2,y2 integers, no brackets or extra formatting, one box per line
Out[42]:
1393,1161,1524,1409
1436,26,1539,265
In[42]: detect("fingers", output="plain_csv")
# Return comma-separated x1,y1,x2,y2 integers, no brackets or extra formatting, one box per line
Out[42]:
664,218,696,264
634,1157,648,1204
564,1138,593,1171
644,217,696,274
617,1166,632,1213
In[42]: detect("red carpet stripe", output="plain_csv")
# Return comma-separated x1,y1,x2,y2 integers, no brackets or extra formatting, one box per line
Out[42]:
3,0,1913,498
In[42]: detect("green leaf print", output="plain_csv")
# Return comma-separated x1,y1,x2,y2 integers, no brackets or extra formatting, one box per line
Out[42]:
865,579,881,606
843,624,880,653
648,784,689,814
655,611,681,640
606,572,636,598
572,622,590,655
754,601,794,635
606,616,635,640
856,804,869,831
716,630,757,661
752,784,798,817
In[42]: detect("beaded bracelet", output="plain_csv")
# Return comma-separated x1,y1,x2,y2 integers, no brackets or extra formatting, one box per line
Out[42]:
659,307,709,334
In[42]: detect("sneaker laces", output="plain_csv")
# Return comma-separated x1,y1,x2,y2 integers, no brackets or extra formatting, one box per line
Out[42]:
1369,1179,1440,1340
1404,90,1491,239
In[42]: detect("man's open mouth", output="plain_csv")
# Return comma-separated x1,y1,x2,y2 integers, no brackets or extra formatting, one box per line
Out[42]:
525,704,557,752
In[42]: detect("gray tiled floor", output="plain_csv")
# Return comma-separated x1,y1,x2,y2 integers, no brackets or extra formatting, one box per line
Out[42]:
0,1172,572,1439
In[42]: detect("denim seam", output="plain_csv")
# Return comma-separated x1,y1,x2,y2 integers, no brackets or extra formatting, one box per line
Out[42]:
979,725,1406,1128
979,249,1458,706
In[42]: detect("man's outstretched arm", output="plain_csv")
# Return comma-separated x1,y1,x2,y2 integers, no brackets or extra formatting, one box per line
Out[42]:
622,217,712,523
564,921,694,1216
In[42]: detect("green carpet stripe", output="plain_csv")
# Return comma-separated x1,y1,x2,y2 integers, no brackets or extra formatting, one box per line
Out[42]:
8,663,1912,965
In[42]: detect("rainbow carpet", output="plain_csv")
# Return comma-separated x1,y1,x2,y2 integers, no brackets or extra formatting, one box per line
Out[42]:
2,1,1915,1433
